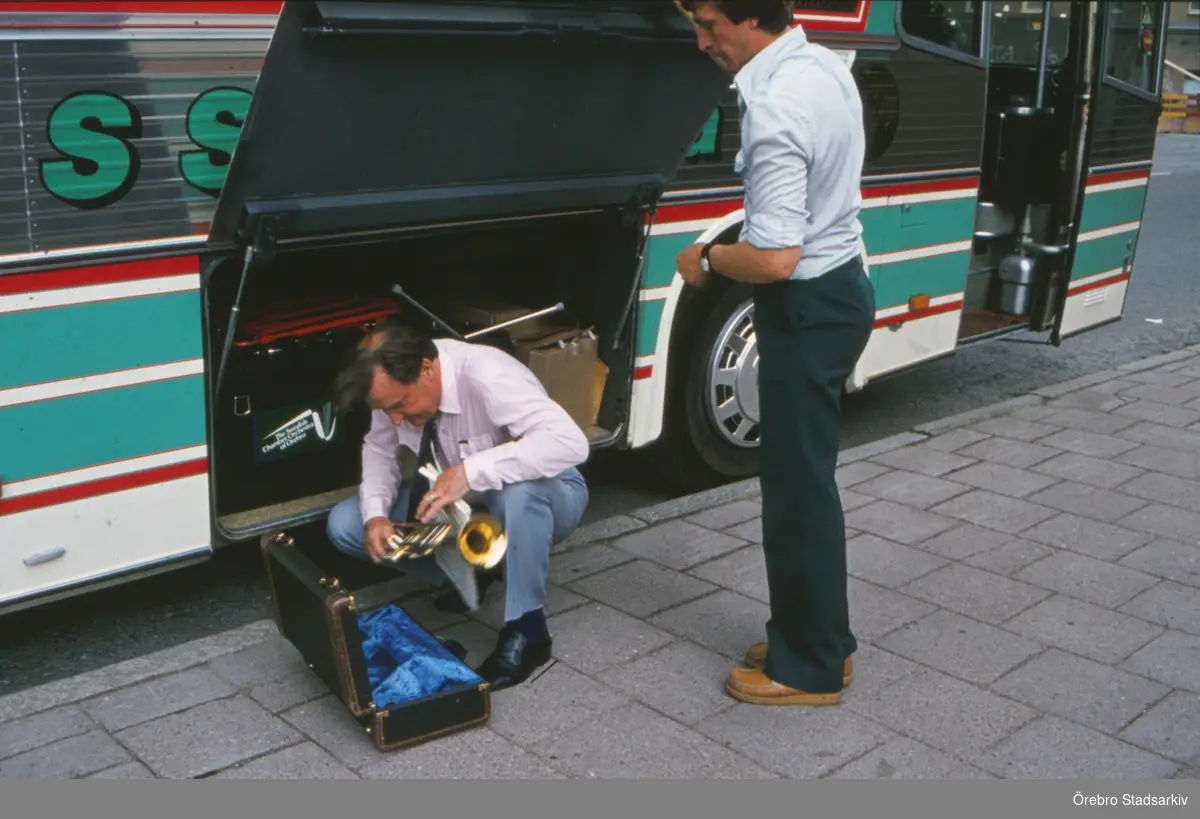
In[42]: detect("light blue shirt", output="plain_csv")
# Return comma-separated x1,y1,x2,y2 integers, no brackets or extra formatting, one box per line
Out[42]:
733,24,866,280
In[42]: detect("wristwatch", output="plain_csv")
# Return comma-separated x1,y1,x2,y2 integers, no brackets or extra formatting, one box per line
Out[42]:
699,241,715,275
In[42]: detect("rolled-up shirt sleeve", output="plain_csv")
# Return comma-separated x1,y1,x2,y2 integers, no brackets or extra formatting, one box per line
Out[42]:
359,410,401,523
460,358,589,493
740,99,812,251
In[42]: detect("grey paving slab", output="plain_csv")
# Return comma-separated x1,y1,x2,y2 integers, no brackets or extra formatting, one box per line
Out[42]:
1014,549,1163,608
867,445,977,477
1118,539,1200,588
1113,399,1200,429
1033,368,1123,397
930,490,1060,535
920,428,991,452
954,436,1062,469
826,737,995,779
361,728,565,779
80,666,237,732
975,716,1179,779
215,742,359,779
1032,451,1146,489
844,500,963,546
534,702,775,779
723,516,762,543
279,696,386,771
851,469,972,509
844,668,1037,761
1120,472,1200,515
87,762,156,779
207,636,318,689
846,578,938,642
695,701,895,779
1021,512,1154,560
989,648,1172,735
469,582,585,631
0,705,94,761
968,416,1062,442
685,500,762,531
485,661,630,748
1002,595,1164,664
963,539,1058,576
876,609,1044,685
1028,482,1151,526
611,520,748,571
1118,384,1200,407
1119,581,1200,636
628,479,761,524
840,487,876,512
914,523,1014,561
898,564,1052,625
0,730,131,780
596,640,739,727
946,461,1061,499
564,559,719,619
1118,503,1200,545
247,671,331,716
546,543,635,586
648,590,771,662
1038,407,1140,435
840,645,924,703
687,545,769,604
846,533,950,588
555,514,647,551
915,395,1042,435
117,695,301,779
1037,428,1142,458
1117,421,1200,452
836,461,893,487
1043,388,1126,412
1011,404,1062,421
546,602,675,676
1116,444,1200,481
1118,691,1200,769
1119,630,1200,693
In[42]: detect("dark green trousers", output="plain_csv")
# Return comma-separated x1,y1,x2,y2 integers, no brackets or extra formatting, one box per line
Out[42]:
754,253,875,694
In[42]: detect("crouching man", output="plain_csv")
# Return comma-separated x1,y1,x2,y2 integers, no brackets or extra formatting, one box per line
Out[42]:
326,318,590,690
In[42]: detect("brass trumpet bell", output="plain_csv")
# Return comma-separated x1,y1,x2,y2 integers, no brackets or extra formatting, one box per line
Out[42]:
384,513,507,569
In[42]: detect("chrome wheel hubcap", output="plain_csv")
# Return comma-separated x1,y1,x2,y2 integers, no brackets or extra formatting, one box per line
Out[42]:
704,300,760,449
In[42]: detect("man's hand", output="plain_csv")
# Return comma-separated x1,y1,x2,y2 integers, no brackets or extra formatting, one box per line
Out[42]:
415,463,471,523
676,243,708,288
364,517,394,563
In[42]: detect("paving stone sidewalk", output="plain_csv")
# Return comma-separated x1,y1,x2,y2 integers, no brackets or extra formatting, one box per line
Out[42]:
4,347,1200,780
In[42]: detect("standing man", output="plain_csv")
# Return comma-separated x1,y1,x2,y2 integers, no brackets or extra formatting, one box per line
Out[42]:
674,0,875,706
326,318,590,690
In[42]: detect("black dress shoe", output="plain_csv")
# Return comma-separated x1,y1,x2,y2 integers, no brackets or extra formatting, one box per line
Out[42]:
476,626,552,691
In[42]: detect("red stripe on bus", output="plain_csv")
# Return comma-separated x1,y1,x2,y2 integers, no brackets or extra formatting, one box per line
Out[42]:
0,459,208,518
1068,272,1130,295
873,300,962,329
862,176,979,199
0,256,199,296
1087,169,1151,186
633,366,654,380
0,2,281,14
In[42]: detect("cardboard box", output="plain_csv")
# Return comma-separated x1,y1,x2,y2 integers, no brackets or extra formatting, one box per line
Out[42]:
441,299,570,342
515,328,608,430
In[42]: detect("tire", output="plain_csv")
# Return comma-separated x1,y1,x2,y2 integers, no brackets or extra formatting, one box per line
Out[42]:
659,282,762,491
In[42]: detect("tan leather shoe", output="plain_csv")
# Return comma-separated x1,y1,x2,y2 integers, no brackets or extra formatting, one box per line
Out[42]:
725,666,842,706
743,642,854,686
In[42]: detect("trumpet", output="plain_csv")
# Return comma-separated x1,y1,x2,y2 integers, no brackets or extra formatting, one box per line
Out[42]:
383,463,508,569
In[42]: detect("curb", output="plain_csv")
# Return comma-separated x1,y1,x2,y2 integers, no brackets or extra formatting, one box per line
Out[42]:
3,348,1197,725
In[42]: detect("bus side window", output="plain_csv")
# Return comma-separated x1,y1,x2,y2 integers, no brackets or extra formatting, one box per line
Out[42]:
1103,1,1163,95
899,0,983,58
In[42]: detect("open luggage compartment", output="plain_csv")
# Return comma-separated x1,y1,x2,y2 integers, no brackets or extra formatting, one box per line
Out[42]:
204,208,642,539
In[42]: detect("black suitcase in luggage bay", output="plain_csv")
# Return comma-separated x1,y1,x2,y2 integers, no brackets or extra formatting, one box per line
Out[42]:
259,522,491,752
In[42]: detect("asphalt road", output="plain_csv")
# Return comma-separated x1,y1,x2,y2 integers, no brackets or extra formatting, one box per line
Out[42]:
1,135,1196,698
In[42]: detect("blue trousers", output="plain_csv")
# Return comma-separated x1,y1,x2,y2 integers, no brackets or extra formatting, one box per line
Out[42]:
326,468,588,623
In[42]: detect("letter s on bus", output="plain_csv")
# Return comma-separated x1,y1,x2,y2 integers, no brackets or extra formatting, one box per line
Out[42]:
38,91,142,210
179,86,253,197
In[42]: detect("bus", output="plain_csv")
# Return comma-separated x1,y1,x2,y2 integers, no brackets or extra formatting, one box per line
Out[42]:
0,1,1170,614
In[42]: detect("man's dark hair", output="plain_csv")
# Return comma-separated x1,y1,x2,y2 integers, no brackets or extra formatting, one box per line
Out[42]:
333,317,438,412
680,0,795,34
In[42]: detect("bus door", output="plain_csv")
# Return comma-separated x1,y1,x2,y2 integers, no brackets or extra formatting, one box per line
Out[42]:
967,1,1099,344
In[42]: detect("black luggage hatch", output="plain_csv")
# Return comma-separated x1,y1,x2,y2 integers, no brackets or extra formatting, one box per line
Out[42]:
208,0,728,246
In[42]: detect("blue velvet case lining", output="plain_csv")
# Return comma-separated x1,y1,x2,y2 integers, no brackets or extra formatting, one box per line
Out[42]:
356,605,483,711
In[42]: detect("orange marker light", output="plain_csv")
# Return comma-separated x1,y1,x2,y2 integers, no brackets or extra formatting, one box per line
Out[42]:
909,294,931,312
